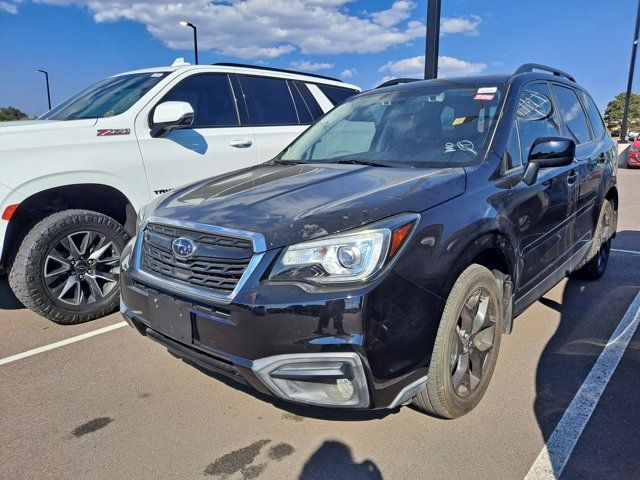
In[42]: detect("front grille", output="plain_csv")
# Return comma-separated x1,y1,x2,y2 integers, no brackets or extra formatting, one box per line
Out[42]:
139,222,253,295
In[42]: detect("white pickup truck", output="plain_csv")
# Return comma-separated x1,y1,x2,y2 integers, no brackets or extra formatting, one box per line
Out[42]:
0,60,359,323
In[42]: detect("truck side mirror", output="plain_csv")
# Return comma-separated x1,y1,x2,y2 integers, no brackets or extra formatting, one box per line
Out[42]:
150,101,194,138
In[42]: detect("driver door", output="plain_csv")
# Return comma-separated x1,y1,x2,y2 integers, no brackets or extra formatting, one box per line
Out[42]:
503,82,578,299
135,73,257,196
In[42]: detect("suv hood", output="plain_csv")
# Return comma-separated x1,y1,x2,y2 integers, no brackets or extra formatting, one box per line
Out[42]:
154,163,466,250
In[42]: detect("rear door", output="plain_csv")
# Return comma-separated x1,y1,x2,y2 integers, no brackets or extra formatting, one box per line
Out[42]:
136,73,258,195
504,82,578,295
549,84,601,257
238,75,308,161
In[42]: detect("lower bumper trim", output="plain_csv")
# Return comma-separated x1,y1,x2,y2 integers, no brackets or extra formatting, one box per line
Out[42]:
146,328,249,386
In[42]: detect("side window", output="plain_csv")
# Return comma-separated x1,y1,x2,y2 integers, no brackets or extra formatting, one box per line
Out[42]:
551,85,592,144
579,90,606,140
294,81,324,120
317,84,358,106
505,121,522,170
161,74,239,127
516,83,560,160
239,75,299,126
288,81,313,124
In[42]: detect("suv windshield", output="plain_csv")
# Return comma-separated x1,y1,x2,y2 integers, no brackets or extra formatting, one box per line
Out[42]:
280,84,505,167
41,72,168,120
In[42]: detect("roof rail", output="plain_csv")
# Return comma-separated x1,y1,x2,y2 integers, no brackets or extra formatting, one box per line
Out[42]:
514,63,576,83
212,62,341,82
375,78,421,89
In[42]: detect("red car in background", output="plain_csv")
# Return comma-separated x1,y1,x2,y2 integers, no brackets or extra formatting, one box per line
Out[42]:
629,139,640,168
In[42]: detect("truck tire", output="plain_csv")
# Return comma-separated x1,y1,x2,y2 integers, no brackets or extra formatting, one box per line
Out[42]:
571,200,613,280
8,209,128,324
412,264,503,418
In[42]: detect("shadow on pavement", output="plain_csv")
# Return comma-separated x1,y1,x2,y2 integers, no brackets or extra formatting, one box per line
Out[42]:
533,230,640,479
299,441,383,480
0,276,24,310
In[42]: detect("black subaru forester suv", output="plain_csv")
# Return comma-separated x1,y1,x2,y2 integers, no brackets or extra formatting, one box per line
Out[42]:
120,64,617,418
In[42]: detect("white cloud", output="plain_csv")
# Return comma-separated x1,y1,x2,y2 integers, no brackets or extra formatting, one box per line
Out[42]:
378,55,487,81
371,1,414,28
441,15,481,36
340,68,357,79
0,1,18,14
28,1,481,60
290,59,334,71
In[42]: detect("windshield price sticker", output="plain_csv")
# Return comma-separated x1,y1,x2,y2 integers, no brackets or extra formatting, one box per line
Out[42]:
474,94,495,101
477,87,497,94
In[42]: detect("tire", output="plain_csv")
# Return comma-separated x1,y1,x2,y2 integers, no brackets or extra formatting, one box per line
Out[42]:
412,264,503,418
8,209,128,324
571,200,613,281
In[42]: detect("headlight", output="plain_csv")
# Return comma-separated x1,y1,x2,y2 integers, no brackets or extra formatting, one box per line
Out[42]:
269,215,418,285
631,145,640,153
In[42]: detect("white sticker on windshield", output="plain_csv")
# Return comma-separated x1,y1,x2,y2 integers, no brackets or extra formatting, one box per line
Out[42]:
151,73,164,77
477,87,497,94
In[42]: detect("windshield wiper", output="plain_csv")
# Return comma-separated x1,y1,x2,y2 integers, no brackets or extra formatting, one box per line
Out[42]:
272,159,304,165
332,159,392,168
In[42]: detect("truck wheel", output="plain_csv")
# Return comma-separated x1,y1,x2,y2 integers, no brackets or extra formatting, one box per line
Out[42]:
8,209,128,324
571,200,613,280
412,265,503,418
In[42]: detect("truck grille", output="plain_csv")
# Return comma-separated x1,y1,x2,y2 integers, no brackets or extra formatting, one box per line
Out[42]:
139,223,254,295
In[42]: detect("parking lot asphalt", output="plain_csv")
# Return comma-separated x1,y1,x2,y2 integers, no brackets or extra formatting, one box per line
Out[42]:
1,169,639,480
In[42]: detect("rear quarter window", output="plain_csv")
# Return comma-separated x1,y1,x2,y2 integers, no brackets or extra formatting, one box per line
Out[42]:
579,91,607,140
317,84,358,106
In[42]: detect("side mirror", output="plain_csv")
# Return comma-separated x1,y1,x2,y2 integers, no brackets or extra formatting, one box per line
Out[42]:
150,101,194,138
523,136,575,185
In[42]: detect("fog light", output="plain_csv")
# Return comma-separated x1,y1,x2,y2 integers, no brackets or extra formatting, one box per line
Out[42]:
252,353,370,408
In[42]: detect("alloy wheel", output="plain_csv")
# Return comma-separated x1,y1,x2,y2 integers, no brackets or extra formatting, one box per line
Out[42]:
449,288,497,398
43,230,121,306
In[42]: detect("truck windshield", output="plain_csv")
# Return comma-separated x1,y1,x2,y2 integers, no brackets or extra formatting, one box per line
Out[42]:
41,72,168,120
279,84,505,168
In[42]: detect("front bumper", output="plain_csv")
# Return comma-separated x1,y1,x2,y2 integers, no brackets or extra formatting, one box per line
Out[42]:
120,256,436,410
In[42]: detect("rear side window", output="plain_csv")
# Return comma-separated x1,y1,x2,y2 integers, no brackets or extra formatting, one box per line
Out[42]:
239,75,298,126
579,91,606,140
516,83,561,160
317,84,358,105
288,81,313,124
551,85,592,144
294,81,324,119
161,74,239,128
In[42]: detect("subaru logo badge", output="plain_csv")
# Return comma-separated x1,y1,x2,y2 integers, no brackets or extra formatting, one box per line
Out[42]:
172,237,197,258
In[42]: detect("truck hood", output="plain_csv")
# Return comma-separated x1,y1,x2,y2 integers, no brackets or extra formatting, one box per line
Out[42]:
0,118,97,132
153,163,466,250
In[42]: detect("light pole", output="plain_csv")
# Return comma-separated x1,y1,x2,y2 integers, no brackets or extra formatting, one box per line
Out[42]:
424,0,441,79
179,21,199,65
36,69,51,110
621,0,640,142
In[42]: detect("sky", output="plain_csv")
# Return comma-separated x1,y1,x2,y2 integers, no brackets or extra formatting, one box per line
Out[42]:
0,0,638,117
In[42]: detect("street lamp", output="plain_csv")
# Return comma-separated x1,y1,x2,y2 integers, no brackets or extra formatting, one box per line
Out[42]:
424,0,441,79
36,69,52,110
179,21,199,65
621,0,640,142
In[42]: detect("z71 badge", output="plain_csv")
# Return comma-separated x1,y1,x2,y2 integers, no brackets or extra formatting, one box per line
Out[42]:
97,128,130,136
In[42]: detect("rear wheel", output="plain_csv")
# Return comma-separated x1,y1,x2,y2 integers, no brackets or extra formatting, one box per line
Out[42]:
8,209,128,324
412,264,503,418
572,200,613,280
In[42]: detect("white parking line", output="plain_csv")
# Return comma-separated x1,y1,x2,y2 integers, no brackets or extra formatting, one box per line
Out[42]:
524,291,640,480
0,322,127,366
611,248,640,255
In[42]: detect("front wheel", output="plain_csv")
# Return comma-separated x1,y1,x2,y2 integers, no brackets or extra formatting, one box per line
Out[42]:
412,264,503,418
8,209,128,324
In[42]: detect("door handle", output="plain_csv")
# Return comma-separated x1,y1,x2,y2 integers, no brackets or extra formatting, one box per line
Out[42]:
567,170,578,185
229,139,253,148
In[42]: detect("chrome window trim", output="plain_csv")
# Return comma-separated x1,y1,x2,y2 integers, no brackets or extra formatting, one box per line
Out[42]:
130,216,267,304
